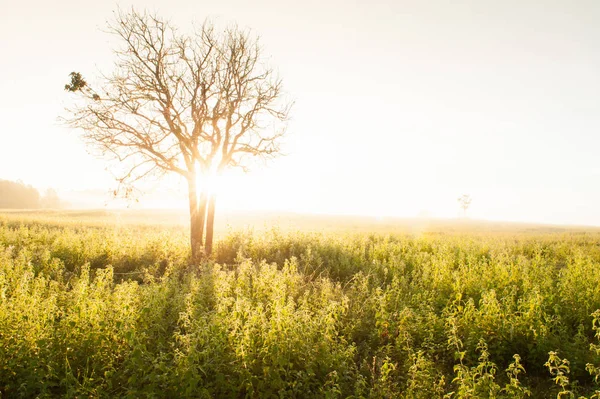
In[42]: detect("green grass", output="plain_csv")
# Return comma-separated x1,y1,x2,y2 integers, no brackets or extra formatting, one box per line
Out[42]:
1,210,600,398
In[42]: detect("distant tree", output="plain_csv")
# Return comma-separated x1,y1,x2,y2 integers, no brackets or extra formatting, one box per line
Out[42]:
41,188,63,209
0,180,41,209
457,194,472,217
64,9,291,261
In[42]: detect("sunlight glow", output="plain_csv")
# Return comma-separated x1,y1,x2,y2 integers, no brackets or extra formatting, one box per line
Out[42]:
3,1,599,226
198,171,223,197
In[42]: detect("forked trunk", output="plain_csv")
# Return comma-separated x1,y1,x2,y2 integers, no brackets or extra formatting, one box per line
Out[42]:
197,191,208,243
187,177,206,263
204,193,217,256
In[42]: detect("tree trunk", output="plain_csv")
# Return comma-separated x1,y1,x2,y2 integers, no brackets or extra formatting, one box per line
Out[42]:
204,193,217,256
197,190,208,245
187,177,206,263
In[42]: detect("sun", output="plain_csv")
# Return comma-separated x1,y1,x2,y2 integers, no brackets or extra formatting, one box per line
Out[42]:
199,171,223,198
194,169,252,211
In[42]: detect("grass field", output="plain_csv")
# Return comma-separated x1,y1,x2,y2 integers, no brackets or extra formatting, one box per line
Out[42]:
1,210,600,398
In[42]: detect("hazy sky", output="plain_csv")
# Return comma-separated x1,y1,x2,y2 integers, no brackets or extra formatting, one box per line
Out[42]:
1,0,599,225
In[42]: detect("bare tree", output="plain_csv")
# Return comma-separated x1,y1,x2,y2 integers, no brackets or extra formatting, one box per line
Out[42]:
64,9,291,261
457,194,472,218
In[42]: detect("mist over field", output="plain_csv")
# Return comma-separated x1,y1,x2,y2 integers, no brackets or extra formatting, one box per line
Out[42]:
3,1,600,225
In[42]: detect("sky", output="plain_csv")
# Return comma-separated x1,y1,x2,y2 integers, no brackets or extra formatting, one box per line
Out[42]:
1,0,599,225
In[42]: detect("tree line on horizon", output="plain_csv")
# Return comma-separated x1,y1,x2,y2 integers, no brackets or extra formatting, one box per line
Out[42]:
0,179,64,209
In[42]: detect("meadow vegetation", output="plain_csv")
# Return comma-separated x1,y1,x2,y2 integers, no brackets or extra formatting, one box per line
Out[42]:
1,211,600,398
